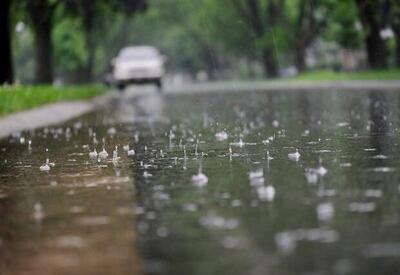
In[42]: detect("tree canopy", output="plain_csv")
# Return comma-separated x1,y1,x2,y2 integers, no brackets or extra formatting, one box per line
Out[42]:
1,0,399,84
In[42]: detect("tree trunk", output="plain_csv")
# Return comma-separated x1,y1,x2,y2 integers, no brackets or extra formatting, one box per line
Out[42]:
83,33,95,82
364,28,388,69
28,1,54,84
33,20,53,84
391,0,400,67
0,0,14,84
202,45,218,80
189,31,218,80
232,0,280,78
295,44,306,73
262,48,278,78
246,58,255,79
294,0,307,73
82,3,95,82
355,0,388,69
393,25,400,67
396,32,400,67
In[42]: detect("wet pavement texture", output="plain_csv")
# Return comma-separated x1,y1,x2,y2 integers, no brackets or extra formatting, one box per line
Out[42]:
2,87,400,275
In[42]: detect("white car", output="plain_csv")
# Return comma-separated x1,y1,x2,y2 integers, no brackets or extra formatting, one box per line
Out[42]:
112,46,165,90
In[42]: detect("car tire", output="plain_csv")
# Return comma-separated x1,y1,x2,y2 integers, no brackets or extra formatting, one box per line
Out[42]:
155,79,162,92
117,83,125,92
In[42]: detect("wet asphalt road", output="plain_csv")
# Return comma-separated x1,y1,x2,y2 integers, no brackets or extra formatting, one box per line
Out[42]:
2,85,400,275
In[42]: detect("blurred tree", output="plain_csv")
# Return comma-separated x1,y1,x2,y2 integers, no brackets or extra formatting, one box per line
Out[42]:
138,0,222,79
0,0,14,84
116,0,147,46
326,0,361,50
9,0,397,83
228,0,283,77
389,0,400,67
289,0,330,72
201,0,259,78
24,0,61,84
69,0,97,81
64,0,147,81
11,0,146,84
53,17,87,82
355,0,388,69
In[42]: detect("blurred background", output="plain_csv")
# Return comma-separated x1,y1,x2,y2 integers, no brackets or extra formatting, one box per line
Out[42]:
2,2,400,274
1,0,400,85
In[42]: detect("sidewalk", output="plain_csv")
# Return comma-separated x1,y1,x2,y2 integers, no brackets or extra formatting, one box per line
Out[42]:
0,91,116,139
1,80,400,139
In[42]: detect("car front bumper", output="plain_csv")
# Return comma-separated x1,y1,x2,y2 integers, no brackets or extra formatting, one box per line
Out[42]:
113,68,163,81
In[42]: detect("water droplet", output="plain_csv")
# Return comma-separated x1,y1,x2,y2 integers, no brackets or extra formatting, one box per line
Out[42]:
288,149,300,161
215,131,228,141
317,202,335,221
257,185,275,202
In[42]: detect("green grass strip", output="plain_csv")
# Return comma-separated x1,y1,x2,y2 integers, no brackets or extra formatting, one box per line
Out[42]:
294,69,400,81
0,85,107,116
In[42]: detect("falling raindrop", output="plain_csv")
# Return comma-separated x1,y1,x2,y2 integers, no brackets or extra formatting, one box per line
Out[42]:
89,148,98,159
266,150,273,161
33,202,45,221
215,130,228,141
288,149,300,161
257,185,275,202
305,169,318,184
99,148,108,160
127,148,135,156
192,165,208,187
113,146,120,163
249,169,264,186
143,171,153,178
230,138,245,148
317,202,335,221
107,127,117,136
40,159,51,172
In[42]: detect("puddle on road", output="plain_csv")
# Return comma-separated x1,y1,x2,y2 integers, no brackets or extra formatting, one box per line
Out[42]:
0,113,141,274
2,89,400,275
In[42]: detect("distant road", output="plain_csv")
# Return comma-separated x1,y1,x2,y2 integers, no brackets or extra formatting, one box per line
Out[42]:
1,80,400,139
125,80,400,95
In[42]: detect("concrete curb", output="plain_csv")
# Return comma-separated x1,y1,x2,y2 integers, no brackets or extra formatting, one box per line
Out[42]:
165,80,400,94
0,91,117,139
1,80,399,139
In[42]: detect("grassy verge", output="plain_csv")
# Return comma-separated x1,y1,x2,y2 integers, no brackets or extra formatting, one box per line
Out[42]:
0,85,107,116
293,69,400,81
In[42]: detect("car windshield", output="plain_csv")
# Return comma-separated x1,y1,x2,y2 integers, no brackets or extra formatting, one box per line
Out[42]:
118,49,158,60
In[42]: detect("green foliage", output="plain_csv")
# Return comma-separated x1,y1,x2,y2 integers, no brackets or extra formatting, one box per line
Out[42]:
125,0,219,75
325,0,361,49
0,85,106,116
12,25,35,83
293,69,400,80
53,18,86,71
9,0,400,82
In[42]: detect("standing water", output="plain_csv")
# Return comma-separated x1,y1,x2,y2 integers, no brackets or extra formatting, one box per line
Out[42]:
1,88,400,275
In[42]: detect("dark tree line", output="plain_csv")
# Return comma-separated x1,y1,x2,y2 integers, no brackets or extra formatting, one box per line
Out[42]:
354,0,400,69
230,0,282,77
26,0,58,83
1,0,400,84
0,0,146,85
63,0,147,82
389,0,400,66
355,0,388,68
0,0,14,84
